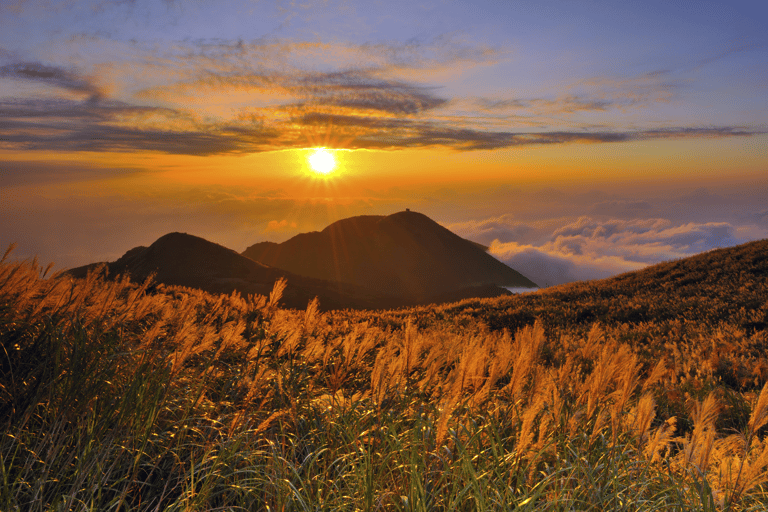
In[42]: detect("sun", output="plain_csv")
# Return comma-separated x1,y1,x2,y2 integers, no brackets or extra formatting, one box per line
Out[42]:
308,148,336,175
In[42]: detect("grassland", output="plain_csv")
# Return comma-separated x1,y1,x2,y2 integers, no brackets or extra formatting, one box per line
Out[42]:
2,240,768,511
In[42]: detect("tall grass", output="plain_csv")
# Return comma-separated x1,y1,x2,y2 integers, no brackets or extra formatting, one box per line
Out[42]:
2,247,768,510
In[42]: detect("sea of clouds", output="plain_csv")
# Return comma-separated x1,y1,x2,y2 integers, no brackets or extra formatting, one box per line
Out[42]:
451,214,768,288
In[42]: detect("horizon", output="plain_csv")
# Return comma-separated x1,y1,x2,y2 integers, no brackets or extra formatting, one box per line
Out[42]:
2,0,767,287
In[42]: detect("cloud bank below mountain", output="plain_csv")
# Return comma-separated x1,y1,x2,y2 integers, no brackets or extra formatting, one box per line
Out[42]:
481,217,766,287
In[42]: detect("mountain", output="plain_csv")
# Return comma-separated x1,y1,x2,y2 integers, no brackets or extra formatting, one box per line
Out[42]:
64,211,537,310
241,210,537,302
65,232,400,310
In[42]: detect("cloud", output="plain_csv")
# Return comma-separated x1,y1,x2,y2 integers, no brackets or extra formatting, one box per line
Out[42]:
473,43,762,125
287,113,764,151
7,94,757,156
485,215,768,287
548,216,745,261
0,97,164,120
1,36,764,155
0,61,103,101
478,95,615,113
490,242,643,288
476,65,681,118
446,215,539,246
572,72,680,110
0,99,252,155
1,89,762,155
139,67,449,118
296,70,448,115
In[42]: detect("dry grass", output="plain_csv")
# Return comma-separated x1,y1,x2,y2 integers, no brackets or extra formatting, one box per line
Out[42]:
2,243,768,510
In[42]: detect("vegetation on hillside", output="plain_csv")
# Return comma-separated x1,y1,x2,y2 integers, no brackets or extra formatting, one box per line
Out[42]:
2,240,768,511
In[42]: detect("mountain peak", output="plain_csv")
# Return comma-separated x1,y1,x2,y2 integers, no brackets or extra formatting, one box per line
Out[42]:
114,231,265,281
242,210,536,301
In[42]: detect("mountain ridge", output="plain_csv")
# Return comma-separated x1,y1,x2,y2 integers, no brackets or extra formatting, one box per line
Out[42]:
65,232,401,310
242,210,536,301
65,210,536,309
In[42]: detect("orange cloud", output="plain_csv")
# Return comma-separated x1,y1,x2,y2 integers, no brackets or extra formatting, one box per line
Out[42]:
1,37,763,156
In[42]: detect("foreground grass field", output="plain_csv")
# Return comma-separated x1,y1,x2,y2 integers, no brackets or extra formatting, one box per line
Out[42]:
2,240,768,511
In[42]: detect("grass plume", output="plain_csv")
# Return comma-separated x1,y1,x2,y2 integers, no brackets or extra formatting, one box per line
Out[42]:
3,240,768,510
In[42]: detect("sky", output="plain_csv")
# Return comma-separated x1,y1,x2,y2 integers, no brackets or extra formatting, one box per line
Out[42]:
1,0,767,287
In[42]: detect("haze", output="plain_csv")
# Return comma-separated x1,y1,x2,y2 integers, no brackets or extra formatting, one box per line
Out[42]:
1,0,766,287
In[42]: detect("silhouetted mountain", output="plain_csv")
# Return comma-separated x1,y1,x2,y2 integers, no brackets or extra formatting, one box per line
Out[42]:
242,210,536,302
65,232,400,310
64,211,537,309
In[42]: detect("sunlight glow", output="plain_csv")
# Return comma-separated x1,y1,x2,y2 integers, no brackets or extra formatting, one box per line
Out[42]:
308,148,336,175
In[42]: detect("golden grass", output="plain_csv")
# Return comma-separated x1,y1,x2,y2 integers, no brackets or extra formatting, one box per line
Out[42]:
2,244,768,510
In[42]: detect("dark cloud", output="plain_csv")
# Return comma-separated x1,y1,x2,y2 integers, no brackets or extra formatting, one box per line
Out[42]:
0,61,103,102
2,94,762,154
295,112,407,130
0,97,161,120
638,127,759,139
477,98,532,110
296,70,448,115
552,96,614,112
479,95,614,113
0,98,260,155
292,112,627,149
0,119,245,156
1,55,763,155
293,113,762,151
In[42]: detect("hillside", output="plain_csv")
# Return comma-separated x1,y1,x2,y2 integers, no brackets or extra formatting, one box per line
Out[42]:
242,210,537,301
368,238,768,337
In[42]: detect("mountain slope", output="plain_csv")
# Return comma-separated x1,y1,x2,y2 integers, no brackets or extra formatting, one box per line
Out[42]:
242,210,536,301
65,232,400,310
402,238,768,334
